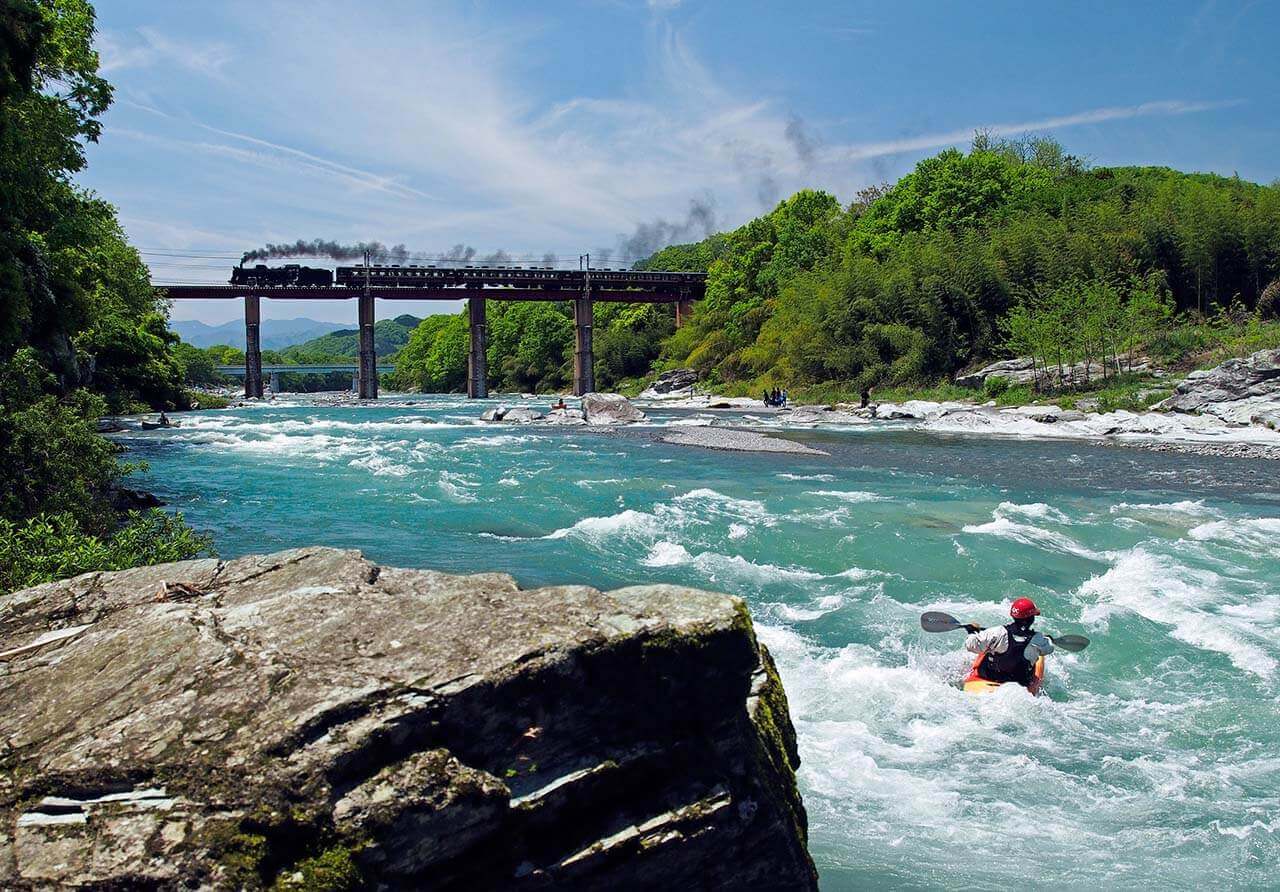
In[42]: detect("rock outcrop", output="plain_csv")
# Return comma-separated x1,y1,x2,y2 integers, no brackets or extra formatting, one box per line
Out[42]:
1158,347,1280,424
0,547,815,890
638,369,697,399
581,392,647,425
957,355,1159,389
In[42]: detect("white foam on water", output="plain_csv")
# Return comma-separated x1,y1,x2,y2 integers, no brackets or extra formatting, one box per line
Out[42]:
642,541,690,567
961,515,1110,561
348,454,413,477
805,490,884,503
438,471,480,503
1078,547,1278,678
1188,517,1280,553
545,509,661,543
778,473,837,482
728,523,749,539
457,434,547,448
994,500,1071,524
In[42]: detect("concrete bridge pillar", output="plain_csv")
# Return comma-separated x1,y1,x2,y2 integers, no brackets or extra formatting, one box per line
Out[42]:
269,370,281,393
352,372,359,393
675,297,695,328
357,293,378,399
467,296,488,399
244,295,263,399
573,295,595,396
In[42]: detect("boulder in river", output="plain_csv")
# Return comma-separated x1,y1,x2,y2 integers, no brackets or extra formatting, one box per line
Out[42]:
0,547,816,889
545,407,587,425
500,406,544,423
581,392,647,425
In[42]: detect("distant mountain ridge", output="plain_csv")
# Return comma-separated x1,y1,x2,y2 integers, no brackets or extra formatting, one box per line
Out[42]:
280,314,423,359
170,317,348,349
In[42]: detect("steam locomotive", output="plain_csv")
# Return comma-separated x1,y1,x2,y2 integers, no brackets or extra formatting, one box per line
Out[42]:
230,264,333,287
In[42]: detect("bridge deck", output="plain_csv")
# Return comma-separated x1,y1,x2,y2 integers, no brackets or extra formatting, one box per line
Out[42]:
158,285,695,302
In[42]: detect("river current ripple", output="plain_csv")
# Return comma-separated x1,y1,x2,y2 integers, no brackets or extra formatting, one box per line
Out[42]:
116,395,1280,889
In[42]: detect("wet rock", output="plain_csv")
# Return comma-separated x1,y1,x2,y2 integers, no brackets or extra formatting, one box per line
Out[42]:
0,547,815,890
581,392,647,425
480,406,509,422
107,487,164,512
95,418,125,434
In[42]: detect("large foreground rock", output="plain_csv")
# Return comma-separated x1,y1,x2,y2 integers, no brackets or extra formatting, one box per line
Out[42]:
0,547,815,890
581,392,647,425
1158,347,1280,424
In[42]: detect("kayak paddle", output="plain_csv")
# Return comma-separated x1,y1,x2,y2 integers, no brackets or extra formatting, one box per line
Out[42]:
919,611,1090,652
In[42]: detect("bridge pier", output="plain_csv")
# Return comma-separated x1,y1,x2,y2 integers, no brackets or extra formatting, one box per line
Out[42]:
352,372,359,393
244,295,264,399
357,293,378,399
675,298,694,328
467,296,488,399
573,295,595,396
269,370,281,393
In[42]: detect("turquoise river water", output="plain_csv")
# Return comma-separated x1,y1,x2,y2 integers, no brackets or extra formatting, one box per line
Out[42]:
116,395,1280,890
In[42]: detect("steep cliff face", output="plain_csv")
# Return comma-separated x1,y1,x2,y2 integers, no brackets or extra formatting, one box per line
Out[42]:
0,547,816,889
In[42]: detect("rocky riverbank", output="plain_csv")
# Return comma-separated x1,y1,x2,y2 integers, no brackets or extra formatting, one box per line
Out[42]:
0,548,816,890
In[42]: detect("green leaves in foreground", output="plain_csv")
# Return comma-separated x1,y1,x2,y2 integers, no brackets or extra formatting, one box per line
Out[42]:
0,509,212,594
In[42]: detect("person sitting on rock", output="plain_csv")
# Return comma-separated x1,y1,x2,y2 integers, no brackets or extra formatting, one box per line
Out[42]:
964,597,1055,688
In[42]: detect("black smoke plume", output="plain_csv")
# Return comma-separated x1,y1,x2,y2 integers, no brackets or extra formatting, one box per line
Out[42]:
784,113,819,169
616,196,718,263
443,244,478,262
240,239,411,265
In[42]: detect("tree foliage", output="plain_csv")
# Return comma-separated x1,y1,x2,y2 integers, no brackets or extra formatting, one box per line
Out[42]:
0,0,208,591
659,137,1280,392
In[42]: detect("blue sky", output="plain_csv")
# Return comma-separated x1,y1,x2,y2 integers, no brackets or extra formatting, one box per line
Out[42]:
83,0,1279,325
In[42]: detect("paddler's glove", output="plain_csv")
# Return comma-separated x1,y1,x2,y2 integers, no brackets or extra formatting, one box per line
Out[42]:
963,624,981,634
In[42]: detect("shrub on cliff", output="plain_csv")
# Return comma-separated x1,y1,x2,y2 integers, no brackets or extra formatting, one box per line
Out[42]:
0,509,210,594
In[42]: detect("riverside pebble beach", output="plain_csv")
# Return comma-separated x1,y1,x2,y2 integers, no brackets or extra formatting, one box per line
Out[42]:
115,394,1280,889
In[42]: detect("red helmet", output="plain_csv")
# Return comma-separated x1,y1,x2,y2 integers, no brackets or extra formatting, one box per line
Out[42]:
1010,597,1040,620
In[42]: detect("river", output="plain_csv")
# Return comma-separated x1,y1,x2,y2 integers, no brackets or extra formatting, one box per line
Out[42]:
116,394,1280,889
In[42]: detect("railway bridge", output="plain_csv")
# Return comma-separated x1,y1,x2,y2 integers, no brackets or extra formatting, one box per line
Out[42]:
159,265,705,399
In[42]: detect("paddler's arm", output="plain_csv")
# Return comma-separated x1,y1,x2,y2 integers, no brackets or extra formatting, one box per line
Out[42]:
1029,631,1055,658
964,625,1002,654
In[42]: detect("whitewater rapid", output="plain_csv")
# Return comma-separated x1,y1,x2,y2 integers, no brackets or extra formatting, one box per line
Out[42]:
116,396,1280,889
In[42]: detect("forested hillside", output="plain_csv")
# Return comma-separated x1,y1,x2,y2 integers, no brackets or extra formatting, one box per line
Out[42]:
0,0,205,591
391,137,1279,396
656,136,1280,395
280,314,421,361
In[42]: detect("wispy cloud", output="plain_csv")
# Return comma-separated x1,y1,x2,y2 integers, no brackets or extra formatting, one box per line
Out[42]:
98,27,231,78
828,99,1247,164
96,2,1247,280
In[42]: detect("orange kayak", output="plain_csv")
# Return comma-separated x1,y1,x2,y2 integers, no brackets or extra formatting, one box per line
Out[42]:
962,653,1045,696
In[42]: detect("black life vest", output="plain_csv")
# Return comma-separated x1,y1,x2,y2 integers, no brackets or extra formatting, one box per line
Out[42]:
978,621,1037,685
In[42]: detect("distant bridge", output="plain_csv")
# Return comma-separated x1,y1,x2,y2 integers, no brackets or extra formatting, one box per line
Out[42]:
214,363,397,394
158,264,705,400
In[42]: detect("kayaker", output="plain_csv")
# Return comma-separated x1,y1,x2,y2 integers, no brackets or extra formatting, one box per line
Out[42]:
158,411,171,428
964,597,1054,688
